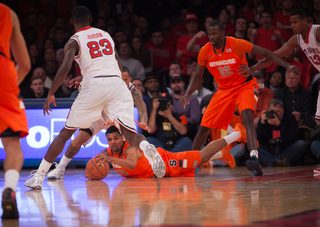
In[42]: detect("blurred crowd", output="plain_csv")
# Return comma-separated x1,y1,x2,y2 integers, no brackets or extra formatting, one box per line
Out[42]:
7,0,320,166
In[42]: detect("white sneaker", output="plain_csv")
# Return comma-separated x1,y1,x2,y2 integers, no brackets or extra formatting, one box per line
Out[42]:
314,167,320,174
24,170,45,190
47,162,65,180
143,144,166,178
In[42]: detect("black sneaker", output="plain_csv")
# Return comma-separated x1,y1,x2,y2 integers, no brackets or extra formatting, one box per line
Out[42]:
1,188,19,219
246,156,263,176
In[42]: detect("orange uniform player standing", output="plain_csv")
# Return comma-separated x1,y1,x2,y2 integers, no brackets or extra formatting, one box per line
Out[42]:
0,3,31,219
180,19,300,177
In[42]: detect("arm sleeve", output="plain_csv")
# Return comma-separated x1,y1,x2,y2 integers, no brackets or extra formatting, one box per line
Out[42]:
197,45,208,66
233,39,253,59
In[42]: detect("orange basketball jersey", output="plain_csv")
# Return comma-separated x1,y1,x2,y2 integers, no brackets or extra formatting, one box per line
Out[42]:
0,3,28,137
105,141,155,178
198,37,253,90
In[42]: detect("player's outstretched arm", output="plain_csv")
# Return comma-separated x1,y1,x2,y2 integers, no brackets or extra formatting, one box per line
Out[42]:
10,9,31,84
97,147,138,170
250,35,299,73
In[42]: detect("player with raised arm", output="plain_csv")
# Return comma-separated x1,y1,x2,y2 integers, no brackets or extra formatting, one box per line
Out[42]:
25,6,165,190
0,3,31,218
180,19,300,176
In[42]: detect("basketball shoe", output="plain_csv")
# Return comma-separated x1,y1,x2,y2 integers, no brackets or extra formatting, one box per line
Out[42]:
314,167,320,174
234,123,247,143
142,144,166,178
1,188,19,219
219,148,235,168
24,170,45,190
246,155,263,176
47,163,65,180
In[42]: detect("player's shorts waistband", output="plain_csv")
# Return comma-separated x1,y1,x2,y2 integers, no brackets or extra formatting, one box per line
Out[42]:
241,75,253,84
93,75,120,78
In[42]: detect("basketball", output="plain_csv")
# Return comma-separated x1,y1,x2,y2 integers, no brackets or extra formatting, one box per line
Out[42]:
86,158,109,180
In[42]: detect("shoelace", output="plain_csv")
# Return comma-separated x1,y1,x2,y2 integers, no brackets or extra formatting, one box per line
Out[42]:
28,170,38,177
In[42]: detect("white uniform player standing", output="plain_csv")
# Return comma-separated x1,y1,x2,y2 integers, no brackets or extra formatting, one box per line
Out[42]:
250,8,320,173
25,6,166,190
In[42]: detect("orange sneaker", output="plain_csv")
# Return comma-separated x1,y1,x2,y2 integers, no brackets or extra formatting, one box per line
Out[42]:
220,148,235,168
234,123,246,143
200,161,211,168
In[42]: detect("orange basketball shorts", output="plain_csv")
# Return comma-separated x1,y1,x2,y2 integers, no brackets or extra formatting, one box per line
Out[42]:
201,79,258,130
158,148,201,177
0,57,28,137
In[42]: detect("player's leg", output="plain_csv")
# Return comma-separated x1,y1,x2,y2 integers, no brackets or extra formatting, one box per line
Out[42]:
1,136,23,219
120,125,166,178
192,126,211,150
237,82,262,176
24,128,76,189
198,124,246,166
47,128,93,180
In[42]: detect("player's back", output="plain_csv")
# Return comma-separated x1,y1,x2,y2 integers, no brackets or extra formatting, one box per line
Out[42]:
70,27,121,82
0,3,12,58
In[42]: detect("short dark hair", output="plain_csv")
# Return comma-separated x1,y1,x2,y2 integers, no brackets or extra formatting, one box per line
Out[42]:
268,99,284,108
291,8,309,20
106,126,120,135
122,66,130,74
208,19,224,31
170,62,182,70
30,74,44,84
72,6,91,24
261,8,274,19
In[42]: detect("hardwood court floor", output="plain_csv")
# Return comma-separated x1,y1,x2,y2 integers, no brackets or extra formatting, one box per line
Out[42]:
1,166,320,227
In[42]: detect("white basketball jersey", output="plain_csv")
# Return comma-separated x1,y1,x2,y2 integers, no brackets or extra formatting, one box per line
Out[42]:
70,26,121,81
297,24,320,72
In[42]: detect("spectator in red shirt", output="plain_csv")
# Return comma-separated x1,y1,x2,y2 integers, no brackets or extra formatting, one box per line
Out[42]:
218,8,234,35
273,0,296,39
145,30,176,72
161,17,180,49
176,13,208,75
172,9,188,37
254,8,288,73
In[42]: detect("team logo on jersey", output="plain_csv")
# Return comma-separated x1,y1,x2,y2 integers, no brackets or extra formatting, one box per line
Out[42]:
209,58,236,67
226,48,231,52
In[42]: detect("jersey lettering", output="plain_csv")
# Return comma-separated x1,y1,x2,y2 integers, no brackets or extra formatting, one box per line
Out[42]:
169,160,177,166
87,38,113,59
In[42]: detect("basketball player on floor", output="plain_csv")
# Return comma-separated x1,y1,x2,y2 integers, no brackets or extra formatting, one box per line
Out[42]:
180,19,300,176
87,124,245,178
0,3,31,218
44,67,150,180
249,8,320,174
25,6,165,190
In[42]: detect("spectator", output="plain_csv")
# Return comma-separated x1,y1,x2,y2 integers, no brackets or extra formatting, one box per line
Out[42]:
218,8,234,35
147,92,193,152
20,67,47,98
256,99,306,166
246,20,260,65
172,9,188,37
265,70,285,93
113,29,127,47
232,16,248,40
145,30,176,72
42,38,54,52
226,4,238,26
132,78,145,95
273,0,296,38
254,8,288,73
54,72,74,98
43,47,56,62
169,62,183,76
118,41,145,82
275,70,313,123
44,59,57,89
252,70,275,128
131,36,152,73
176,13,208,75
137,16,151,43
170,73,200,126
28,44,42,68
53,27,67,50
24,74,49,99
312,0,320,24
161,17,180,49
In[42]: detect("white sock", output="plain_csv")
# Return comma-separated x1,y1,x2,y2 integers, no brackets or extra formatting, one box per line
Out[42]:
4,169,19,191
139,140,149,152
223,131,240,145
250,150,258,157
59,154,72,169
210,151,223,160
36,159,52,176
